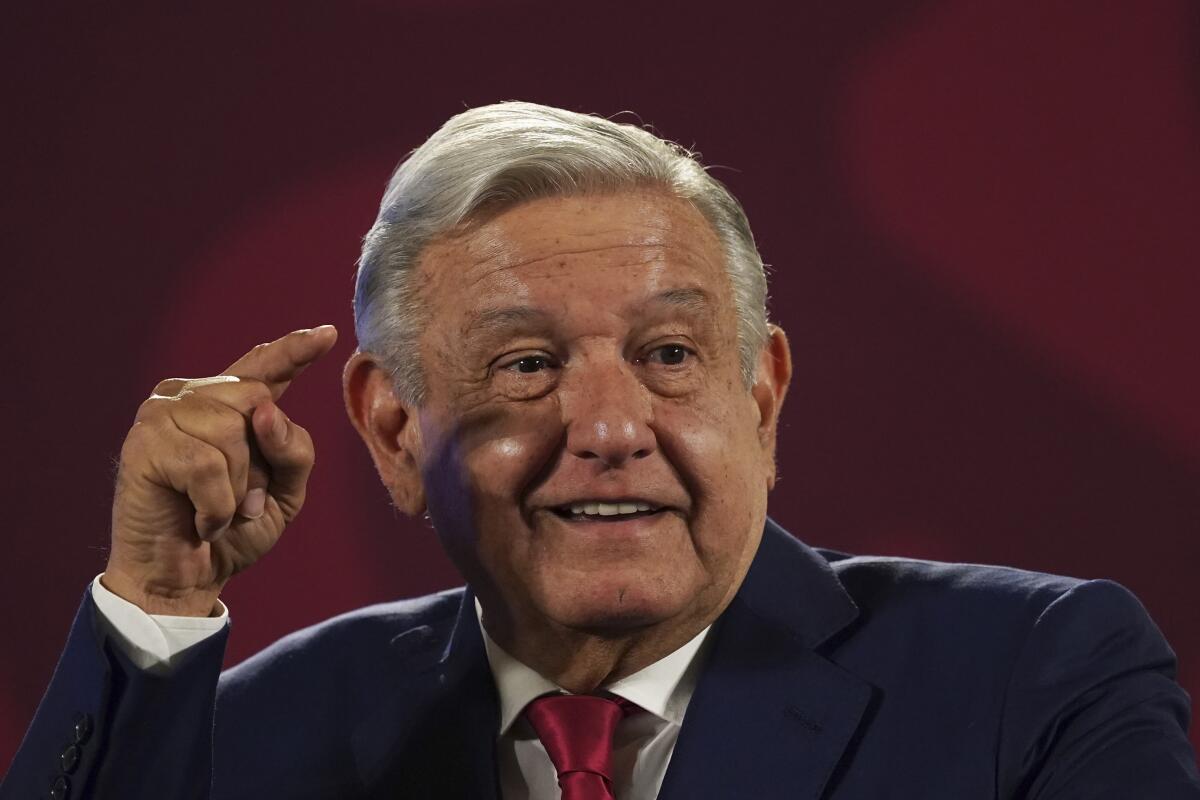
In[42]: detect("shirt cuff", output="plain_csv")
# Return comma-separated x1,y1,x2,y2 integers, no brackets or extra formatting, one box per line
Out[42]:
91,574,229,674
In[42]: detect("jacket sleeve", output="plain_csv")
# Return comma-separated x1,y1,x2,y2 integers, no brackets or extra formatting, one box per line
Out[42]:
998,578,1200,798
0,585,228,800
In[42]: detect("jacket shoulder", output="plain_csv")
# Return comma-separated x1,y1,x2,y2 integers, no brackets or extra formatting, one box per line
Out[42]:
821,550,1089,621
219,587,464,691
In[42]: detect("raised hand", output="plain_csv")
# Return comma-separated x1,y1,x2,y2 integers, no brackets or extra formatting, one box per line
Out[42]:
103,326,338,616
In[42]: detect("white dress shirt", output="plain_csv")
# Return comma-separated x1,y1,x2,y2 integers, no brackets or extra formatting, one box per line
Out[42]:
90,577,712,798
476,598,711,799
90,575,229,675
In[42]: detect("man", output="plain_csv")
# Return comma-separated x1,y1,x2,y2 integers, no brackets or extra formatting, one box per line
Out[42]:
3,102,1198,799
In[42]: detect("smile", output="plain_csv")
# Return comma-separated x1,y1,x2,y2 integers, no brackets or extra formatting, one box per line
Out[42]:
552,500,664,521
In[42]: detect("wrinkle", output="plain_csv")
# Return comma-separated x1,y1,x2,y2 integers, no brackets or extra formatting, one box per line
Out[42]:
458,244,677,291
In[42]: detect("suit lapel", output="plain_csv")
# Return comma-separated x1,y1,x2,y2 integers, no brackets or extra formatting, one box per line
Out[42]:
659,520,873,799
348,520,870,799
351,589,501,799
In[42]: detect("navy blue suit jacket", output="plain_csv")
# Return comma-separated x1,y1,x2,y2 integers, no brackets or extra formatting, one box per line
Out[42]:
4,519,1199,798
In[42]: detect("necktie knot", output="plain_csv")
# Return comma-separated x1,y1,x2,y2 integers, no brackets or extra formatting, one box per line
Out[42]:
523,694,639,800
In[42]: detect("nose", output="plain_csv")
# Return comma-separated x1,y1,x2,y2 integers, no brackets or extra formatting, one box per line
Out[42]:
561,359,656,468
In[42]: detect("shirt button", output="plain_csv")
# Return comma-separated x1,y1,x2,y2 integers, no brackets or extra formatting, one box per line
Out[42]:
72,713,92,745
49,775,70,800
60,743,81,773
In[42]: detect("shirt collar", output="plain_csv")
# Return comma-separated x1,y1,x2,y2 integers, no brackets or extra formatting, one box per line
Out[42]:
475,598,712,735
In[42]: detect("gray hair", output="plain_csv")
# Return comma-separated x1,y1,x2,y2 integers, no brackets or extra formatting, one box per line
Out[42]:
354,101,769,406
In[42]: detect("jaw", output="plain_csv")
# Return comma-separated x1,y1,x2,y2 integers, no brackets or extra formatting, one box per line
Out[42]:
463,504,762,690
479,552,716,691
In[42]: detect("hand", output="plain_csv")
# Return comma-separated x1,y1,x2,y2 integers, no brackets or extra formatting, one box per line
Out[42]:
102,326,338,616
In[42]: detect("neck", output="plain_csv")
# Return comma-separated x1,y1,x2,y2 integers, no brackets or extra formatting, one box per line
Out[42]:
479,605,714,694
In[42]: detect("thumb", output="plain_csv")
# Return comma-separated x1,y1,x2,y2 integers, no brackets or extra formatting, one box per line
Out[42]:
250,401,316,523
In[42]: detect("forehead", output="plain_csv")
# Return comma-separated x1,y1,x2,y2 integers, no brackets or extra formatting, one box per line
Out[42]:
415,190,731,318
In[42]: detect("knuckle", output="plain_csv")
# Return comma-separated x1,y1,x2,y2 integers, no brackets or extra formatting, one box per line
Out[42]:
253,382,274,405
212,408,250,442
136,394,172,420
212,496,238,521
121,419,168,458
119,424,149,460
175,395,247,443
237,379,273,406
122,418,151,444
278,428,315,470
188,445,228,480
290,424,315,456
224,438,250,469
298,443,316,470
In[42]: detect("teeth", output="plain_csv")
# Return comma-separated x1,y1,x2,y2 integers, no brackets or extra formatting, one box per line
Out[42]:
565,501,656,517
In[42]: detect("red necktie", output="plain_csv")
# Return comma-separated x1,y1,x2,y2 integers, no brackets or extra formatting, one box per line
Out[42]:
524,694,639,800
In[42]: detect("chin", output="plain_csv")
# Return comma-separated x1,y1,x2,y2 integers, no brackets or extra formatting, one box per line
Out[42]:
542,576,696,634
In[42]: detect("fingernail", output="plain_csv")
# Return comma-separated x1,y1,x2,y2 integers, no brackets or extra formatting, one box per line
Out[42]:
240,488,266,519
272,411,287,443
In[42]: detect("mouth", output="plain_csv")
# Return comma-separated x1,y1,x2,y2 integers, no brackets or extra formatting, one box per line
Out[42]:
550,500,666,522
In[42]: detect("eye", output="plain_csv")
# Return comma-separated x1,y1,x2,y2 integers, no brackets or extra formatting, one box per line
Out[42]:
508,355,554,373
644,343,694,366
494,352,560,400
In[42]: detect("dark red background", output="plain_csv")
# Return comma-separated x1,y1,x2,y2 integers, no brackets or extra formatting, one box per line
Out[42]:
3,0,1198,769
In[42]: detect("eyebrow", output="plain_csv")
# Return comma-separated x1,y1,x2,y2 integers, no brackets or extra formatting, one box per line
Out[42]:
464,287,718,346
638,287,715,317
468,306,554,341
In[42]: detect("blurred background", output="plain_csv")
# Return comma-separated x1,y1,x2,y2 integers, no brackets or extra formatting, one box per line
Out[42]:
3,0,1198,768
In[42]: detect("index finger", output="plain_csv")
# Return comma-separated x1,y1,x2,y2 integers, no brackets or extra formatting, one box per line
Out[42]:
220,325,339,400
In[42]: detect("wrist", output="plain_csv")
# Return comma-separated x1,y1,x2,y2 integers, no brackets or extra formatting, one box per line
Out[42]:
99,570,222,617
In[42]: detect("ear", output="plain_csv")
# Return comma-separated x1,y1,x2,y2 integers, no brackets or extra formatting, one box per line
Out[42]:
750,324,793,489
343,350,427,516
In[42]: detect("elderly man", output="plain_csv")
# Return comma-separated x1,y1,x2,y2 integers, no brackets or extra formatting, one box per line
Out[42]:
3,102,1198,799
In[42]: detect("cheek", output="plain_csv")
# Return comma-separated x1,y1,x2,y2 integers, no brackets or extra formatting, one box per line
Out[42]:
425,399,564,527
656,392,764,497
467,430,556,508
422,402,564,589
655,394,768,559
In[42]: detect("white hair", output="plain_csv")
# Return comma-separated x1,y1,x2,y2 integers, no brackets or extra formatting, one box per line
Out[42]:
354,101,769,406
